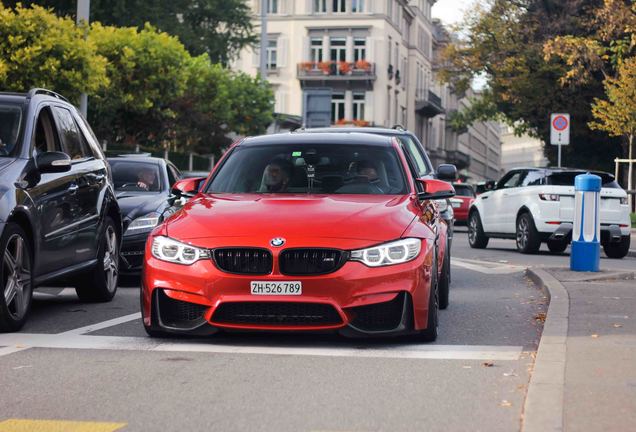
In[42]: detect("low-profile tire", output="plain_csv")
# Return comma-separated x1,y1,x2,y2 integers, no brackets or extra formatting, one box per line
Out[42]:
438,245,450,310
603,236,630,259
516,213,541,254
468,211,489,249
75,217,119,302
416,252,439,342
0,223,34,332
547,240,568,254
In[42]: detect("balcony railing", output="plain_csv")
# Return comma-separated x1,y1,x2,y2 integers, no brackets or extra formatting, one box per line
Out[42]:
415,89,445,117
297,61,376,81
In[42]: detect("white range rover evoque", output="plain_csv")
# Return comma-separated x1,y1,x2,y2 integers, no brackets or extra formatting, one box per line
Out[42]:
468,168,631,258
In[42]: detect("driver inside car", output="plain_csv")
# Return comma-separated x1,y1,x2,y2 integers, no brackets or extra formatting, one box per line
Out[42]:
260,158,292,193
137,168,157,191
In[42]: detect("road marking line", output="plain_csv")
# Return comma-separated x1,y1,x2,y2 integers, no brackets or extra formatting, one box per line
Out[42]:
0,346,30,358
0,419,126,432
451,258,525,274
0,333,523,361
59,313,142,335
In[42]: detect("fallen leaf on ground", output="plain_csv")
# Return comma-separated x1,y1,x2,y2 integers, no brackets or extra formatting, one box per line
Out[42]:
591,334,599,338
482,362,495,367
500,400,512,407
613,324,623,328
534,313,547,323
503,371,518,377
462,366,472,369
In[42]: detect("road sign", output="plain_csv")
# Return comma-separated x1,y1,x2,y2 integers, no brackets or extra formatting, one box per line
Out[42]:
550,113,570,145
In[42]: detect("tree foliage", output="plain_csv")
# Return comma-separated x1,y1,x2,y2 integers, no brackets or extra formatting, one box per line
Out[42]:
4,0,258,64
0,3,108,103
439,0,625,171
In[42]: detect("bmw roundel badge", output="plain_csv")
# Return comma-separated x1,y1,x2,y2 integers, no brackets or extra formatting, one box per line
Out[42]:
270,238,286,247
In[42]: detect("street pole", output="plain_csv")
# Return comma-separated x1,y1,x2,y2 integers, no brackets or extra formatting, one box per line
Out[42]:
558,144,562,168
259,0,268,80
76,0,90,117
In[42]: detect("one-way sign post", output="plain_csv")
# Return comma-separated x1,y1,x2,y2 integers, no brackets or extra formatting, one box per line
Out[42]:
551,113,570,168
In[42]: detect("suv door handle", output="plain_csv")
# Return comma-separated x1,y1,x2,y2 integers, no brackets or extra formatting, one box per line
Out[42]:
68,184,79,193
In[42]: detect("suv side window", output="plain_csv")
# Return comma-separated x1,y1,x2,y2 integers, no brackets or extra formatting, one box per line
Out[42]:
497,171,524,189
73,111,104,160
33,106,62,154
521,170,544,187
52,106,89,160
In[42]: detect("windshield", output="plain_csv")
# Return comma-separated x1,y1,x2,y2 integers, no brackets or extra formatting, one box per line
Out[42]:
206,143,408,195
109,160,163,193
0,104,23,156
547,172,620,189
453,184,475,197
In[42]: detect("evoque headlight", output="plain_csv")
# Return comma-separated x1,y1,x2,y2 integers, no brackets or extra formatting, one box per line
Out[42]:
151,236,210,265
350,238,421,267
434,199,448,212
126,212,160,234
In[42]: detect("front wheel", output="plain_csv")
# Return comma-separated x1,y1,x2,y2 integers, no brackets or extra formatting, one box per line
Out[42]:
516,213,541,254
0,224,33,332
603,236,630,259
468,211,489,249
75,217,119,302
438,245,450,310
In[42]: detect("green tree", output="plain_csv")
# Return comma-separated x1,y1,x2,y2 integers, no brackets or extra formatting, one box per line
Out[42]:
0,3,108,103
88,22,191,147
439,0,624,171
589,57,636,201
3,0,258,64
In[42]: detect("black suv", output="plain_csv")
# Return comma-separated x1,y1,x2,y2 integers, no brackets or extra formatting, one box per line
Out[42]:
0,89,122,331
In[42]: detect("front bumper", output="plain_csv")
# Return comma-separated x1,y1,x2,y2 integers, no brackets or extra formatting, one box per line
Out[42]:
141,245,434,337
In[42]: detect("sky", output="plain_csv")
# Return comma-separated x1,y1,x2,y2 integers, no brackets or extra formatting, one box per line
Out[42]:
432,0,476,26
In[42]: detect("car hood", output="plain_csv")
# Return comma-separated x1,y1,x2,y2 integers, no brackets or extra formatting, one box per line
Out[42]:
165,194,418,248
0,158,15,172
116,192,169,221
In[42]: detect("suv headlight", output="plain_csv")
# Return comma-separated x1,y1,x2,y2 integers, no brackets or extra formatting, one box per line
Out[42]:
350,238,421,267
434,199,448,212
126,212,160,235
151,236,210,265
619,197,628,205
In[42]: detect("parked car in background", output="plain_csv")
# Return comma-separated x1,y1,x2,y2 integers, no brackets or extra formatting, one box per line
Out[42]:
108,155,183,275
0,88,121,331
142,133,455,340
450,183,476,225
468,168,631,257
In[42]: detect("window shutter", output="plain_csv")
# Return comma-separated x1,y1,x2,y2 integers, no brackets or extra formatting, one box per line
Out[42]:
278,37,288,68
303,36,310,62
366,36,374,62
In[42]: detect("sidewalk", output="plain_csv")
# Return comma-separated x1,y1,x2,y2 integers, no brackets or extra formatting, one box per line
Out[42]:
524,267,636,432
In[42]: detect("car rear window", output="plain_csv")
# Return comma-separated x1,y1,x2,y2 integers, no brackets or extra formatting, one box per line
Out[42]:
453,184,475,197
0,104,23,156
207,143,408,195
546,172,620,188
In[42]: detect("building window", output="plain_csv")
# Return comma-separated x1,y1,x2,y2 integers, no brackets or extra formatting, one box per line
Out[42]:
313,0,327,13
266,39,277,69
353,92,366,120
331,93,346,124
353,38,366,62
267,0,278,14
351,0,365,13
332,0,346,13
330,37,347,63
310,38,323,63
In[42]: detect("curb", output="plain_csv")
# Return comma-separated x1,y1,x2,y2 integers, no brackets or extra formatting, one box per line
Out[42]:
522,268,569,432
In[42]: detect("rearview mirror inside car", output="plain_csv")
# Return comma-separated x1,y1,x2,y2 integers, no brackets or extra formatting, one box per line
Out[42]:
416,178,456,201
437,164,458,181
36,151,71,174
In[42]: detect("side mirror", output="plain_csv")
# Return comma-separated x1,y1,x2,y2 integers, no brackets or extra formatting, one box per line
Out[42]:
171,177,206,199
36,151,71,174
485,180,496,191
416,179,456,201
437,164,458,181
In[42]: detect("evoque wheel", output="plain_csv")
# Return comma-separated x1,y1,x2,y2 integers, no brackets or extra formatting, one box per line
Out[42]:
0,223,33,332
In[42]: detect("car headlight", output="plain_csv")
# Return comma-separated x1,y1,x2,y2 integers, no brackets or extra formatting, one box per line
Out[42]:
350,238,421,267
126,212,160,234
434,199,448,212
151,236,210,265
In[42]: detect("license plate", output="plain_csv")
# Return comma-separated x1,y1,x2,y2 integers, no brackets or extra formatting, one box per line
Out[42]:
250,281,302,296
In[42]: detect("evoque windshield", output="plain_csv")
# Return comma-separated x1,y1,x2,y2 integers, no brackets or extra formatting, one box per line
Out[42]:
206,143,408,195
0,104,23,156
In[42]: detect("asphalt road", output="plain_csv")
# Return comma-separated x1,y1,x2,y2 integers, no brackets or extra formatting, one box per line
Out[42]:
0,233,550,432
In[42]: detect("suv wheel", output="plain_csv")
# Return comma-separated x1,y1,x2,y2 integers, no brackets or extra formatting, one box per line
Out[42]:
468,211,489,249
75,217,119,302
0,224,33,332
516,213,541,254
603,236,630,259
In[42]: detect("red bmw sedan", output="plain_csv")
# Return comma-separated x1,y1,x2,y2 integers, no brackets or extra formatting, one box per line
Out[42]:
141,133,454,341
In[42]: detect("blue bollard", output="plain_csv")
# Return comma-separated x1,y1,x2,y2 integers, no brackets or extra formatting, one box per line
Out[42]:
570,173,602,272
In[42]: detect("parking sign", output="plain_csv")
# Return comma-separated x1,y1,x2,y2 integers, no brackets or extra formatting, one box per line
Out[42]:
550,113,570,145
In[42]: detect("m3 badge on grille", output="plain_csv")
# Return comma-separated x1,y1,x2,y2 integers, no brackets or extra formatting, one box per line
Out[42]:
270,237,286,247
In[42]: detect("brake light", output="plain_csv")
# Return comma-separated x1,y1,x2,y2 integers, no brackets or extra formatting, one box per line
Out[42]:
539,194,560,201
620,197,628,205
